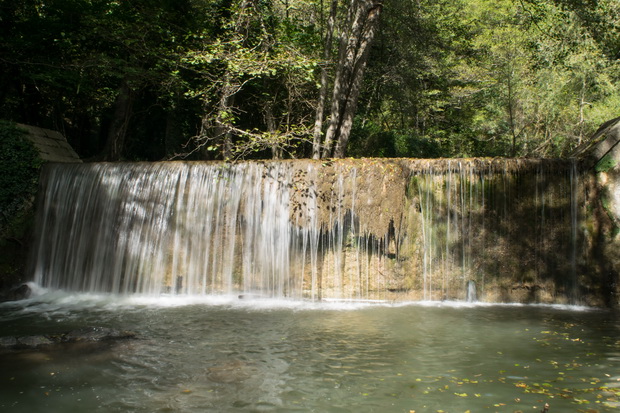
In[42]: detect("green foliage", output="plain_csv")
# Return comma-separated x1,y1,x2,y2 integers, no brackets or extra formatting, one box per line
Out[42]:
356,0,620,158
348,118,442,158
181,0,320,160
0,121,42,238
0,0,618,160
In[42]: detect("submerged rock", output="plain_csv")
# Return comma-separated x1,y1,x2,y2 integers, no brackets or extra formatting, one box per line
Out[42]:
206,360,258,383
0,327,137,351
0,336,18,348
63,327,136,343
16,335,54,348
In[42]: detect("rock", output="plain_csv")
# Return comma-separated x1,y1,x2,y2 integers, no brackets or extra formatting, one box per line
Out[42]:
0,335,55,350
238,293,265,300
0,283,32,302
0,327,137,351
16,335,54,348
0,336,18,348
63,327,136,343
206,360,258,383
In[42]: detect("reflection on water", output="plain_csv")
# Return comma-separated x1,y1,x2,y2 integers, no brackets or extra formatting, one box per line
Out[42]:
1,289,619,412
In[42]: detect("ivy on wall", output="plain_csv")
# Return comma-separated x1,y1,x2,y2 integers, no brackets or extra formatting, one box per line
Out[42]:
0,121,42,239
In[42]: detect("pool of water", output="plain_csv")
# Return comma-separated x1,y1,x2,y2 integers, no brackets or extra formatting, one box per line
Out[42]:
1,287,619,412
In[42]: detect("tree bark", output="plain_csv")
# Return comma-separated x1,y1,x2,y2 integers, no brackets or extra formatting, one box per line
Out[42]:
322,0,382,158
265,103,283,159
198,70,237,160
102,80,134,161
312,0,338,159
217,83,235,160
507,68,519,157
321,2,355,159
333,3,382,158
164,105,181,159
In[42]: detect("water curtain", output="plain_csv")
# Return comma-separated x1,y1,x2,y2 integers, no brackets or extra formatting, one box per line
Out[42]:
30,159,584,303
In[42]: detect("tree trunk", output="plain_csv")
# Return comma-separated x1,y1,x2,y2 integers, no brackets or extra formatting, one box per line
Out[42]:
322,0,382,158
265,104,282,159
332,3,381,158
321,2,355,159
102,81,134,161
164,106,181,159
216,86,235,160
312,0,338,159
508,78,516,157
199,72,237,160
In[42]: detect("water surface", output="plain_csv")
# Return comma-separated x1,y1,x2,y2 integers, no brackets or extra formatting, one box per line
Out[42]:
1,289,618,412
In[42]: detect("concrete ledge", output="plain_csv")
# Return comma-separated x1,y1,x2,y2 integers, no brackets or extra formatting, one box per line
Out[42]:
572,116,620,169
17,123,81,163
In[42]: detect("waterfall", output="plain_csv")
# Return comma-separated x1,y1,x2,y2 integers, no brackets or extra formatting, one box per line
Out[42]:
29,159,587,303
467,280,477,302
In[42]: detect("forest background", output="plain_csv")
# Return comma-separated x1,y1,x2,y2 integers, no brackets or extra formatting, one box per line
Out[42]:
1,0,619,161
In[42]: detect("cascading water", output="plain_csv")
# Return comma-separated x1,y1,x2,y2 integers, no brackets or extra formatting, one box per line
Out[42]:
9,157,620,413
31,162,316,298
29,159,589,303
467,280,477,302
408,159,584,303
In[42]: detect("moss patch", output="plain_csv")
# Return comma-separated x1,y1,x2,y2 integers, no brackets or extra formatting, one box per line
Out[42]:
595,153,617,173
0,121,42,289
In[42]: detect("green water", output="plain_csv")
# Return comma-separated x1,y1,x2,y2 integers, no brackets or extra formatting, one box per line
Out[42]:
0,291,618,412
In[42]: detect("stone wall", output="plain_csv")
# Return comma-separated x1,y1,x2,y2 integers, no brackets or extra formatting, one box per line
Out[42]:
574,117,620,306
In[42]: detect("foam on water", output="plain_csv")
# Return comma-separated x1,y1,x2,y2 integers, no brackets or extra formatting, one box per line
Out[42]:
2,283,595,321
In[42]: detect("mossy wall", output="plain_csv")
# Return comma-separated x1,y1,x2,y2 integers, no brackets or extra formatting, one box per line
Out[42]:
0,121,80,294
0,122,42,291
301,159,595,304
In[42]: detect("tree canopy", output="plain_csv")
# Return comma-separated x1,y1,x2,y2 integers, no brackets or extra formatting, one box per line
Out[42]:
1,0,618,160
